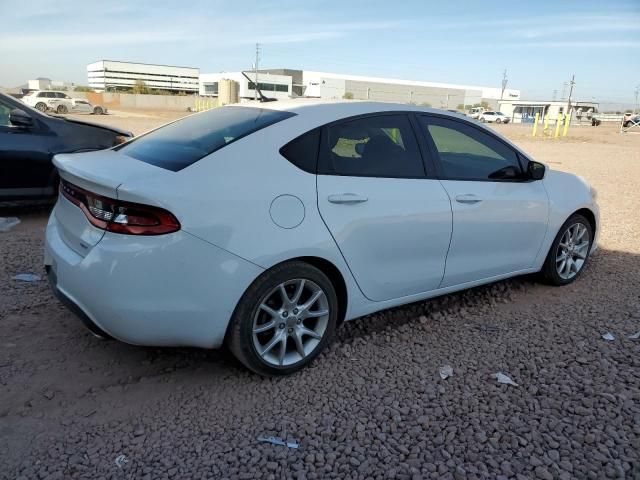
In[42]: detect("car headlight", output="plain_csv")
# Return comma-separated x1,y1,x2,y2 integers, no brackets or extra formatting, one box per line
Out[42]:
590,186,598,200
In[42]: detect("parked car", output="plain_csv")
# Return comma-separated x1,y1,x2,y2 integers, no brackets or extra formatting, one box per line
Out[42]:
468,107,484,119
22,90,106,115
479,111,510,123
45,101,599,376
0,92,132,202
622,113,640,128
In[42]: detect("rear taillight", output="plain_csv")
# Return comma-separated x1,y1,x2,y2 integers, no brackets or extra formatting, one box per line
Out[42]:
60,180,180,235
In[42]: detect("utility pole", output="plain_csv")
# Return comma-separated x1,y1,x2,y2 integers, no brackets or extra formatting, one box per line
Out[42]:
552,89,558,101
500,69,508,100
635,85,639,114
254,43,261,101
566,74,575,114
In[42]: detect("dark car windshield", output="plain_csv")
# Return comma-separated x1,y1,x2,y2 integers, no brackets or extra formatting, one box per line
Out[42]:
117,106,295,171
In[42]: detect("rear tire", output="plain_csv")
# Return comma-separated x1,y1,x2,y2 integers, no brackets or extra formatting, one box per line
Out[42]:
35,102,47,112
56,104,68,114
93,106,104,115
540,214,593,286
496,118,502,124
227,261,338,376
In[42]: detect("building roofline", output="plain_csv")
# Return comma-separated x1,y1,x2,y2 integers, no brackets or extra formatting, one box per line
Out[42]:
89,60,199,71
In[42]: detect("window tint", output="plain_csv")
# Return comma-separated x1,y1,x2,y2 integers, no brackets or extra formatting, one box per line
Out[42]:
421,116,521,181
280,129,320,173
117,106,295,172
0,100,11,126
321,114,425,178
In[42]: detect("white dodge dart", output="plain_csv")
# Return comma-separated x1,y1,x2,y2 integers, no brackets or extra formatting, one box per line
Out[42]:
44,101,599,375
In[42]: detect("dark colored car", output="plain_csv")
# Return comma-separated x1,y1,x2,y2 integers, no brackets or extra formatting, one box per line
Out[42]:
0,92,133,202
623,114,640,128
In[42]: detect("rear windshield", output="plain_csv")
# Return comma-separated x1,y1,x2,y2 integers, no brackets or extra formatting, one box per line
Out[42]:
117,106,295,171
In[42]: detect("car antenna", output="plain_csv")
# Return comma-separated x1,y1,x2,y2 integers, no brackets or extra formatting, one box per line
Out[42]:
241,71,277,103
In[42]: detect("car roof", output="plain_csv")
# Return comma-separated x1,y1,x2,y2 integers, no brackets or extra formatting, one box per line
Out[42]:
231,99,465,122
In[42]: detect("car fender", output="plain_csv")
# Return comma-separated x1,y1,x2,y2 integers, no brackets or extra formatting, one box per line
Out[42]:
532,170,599,269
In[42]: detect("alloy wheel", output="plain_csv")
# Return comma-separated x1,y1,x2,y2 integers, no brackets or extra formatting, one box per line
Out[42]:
252,279,330,367
556,222,590,280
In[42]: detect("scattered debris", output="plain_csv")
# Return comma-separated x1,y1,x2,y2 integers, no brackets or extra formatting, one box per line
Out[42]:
12,273,42,282
439,365,453,380
114,454,128,468
493,372,519,387
627,331,640,340
0,217,20,232
257,436,299,449
12,273,41,282
602,332,615,341
42,390,55,400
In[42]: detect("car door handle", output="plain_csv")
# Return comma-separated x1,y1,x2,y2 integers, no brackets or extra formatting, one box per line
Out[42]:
328,193,368,204
455,194,483,204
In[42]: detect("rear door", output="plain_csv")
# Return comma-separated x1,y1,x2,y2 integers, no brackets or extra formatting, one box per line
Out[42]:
0,96,55,196
418,115,549,287
316,113,453,302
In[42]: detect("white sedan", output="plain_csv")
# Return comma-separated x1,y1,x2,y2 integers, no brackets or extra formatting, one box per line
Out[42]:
44,101,599,375
479,111,510,123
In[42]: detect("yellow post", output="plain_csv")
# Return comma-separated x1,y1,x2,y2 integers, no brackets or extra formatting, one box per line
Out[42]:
562,112,570,137
532,112,539,137
196,98,200,112
554,113,562,138
543,111,550,136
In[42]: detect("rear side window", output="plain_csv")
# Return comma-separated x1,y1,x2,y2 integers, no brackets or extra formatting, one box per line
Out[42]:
279,129,320,173
320,114,425,178
118,106,295,172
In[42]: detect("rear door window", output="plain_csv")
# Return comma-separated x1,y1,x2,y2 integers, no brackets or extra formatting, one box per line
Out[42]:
118,106,295,171
320,114,425,178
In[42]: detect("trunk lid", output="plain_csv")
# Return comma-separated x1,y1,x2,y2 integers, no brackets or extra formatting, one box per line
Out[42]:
52,150,169,256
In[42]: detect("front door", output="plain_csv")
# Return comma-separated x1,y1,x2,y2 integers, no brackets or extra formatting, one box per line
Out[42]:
317,113,453,302
418,115,549,287
0,98,54,197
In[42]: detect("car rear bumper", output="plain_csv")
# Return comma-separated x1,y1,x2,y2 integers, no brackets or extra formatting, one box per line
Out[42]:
44,205,264,348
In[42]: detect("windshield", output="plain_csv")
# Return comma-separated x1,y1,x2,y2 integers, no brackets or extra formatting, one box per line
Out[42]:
117,106,295,172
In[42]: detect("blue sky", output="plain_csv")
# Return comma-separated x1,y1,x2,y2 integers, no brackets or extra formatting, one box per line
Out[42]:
1,0,638,106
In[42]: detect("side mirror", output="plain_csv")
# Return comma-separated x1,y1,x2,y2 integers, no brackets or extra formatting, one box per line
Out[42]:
9,108,34,128
527,161,546,180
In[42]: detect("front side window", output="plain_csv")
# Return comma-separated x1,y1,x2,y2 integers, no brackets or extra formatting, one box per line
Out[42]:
118,106,295,171
320,114,425,178
421,116,522,181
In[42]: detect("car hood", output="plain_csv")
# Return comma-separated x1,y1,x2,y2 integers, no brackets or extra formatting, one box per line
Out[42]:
49,115,133,137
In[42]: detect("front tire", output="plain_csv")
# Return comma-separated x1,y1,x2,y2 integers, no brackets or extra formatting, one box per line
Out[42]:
227,261,338,376
540,214,593,286
56,104,68,114
496,118,502,123
35,102,47,112
93,106,104,115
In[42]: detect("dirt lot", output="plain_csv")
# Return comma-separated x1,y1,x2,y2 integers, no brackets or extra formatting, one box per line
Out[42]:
1,113,639,480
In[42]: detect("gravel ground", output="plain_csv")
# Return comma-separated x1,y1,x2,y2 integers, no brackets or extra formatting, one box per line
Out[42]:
1,119,639,479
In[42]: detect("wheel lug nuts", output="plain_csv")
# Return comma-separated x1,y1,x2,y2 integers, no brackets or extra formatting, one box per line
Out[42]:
293,308,299,314
279,323,285,329
297,319,302,324
288,328,293,333
282,311,288,318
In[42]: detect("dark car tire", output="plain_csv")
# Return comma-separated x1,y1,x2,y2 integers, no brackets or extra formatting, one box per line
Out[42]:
35,102,47,112
540,213,593,286
496,118,502,123
227,261,338,376
623,121,631,128
93,106,104,115
56,105,68,114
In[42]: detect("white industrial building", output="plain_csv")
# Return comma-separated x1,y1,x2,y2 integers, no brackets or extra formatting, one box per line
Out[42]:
199,68,520,108
199,71,292,100
87,60,199,93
